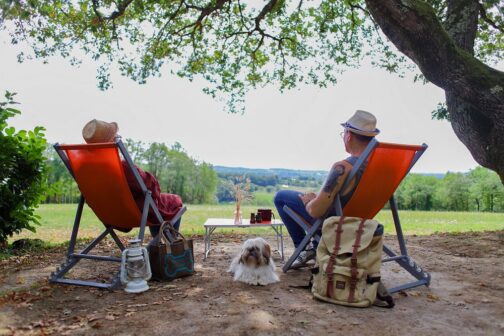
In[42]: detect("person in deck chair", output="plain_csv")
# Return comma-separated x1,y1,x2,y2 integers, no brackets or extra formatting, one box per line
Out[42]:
274,110,379,268
82,119,183,237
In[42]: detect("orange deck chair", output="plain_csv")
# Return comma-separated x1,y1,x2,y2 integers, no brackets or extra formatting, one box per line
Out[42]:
282,138,430,293
50,139,186,289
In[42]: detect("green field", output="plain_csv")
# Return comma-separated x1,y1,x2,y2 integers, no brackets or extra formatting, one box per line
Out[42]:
9,203,504,243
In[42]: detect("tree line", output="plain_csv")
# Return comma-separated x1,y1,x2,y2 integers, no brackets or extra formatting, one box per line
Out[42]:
43,138,503,212
44,139,218,205
395,168,504,212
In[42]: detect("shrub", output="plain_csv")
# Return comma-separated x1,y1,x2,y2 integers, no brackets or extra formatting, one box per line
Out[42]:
0,92,47,245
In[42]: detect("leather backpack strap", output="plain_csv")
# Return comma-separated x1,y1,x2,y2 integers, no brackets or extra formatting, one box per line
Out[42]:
348,218,367,303
326,216,345,299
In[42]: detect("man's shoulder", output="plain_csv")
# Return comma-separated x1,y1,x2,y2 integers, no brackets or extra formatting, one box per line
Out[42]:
330,160,353,172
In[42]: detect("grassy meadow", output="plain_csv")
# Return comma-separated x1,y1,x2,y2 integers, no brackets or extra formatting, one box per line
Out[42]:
10,203,504,243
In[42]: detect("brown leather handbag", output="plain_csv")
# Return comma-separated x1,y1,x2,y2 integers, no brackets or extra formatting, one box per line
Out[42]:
147,221,195,281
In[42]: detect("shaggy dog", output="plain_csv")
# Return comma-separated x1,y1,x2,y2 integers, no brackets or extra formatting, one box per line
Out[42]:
228,237,279,286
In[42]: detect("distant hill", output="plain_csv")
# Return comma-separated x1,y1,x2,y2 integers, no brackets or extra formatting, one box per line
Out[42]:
420,173,445,179
213,165,445,180
213,165,327,179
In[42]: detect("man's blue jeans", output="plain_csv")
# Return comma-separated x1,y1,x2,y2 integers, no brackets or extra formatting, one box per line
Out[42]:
274,190,318,250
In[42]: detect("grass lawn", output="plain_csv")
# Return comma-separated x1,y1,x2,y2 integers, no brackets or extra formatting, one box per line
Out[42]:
9,203,504,243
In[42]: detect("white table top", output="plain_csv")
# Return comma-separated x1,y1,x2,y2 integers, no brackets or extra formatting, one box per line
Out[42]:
204,218,283,228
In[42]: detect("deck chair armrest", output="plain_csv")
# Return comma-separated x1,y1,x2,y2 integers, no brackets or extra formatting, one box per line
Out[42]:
169,206,187,226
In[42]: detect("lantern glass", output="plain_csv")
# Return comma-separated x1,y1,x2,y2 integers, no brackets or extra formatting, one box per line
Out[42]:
127,254,147,278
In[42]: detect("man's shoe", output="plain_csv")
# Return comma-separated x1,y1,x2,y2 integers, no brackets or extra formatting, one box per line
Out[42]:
291,249,316,269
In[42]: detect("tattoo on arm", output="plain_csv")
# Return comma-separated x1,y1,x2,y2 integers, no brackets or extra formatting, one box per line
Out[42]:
322,164,346,195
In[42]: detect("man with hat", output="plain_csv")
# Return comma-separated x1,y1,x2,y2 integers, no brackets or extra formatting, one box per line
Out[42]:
274,110,380,268
82,119,184,237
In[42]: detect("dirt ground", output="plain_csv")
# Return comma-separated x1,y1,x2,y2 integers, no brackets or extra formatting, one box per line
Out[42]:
0,230,503,336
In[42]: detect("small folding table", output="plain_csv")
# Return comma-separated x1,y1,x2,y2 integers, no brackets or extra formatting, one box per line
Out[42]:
203,218,285,261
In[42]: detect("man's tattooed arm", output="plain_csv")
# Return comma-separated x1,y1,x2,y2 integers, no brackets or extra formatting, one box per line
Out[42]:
322,164,346,196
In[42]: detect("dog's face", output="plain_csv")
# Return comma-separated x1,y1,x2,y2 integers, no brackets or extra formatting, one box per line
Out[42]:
229,237,279,285
239,238,272,268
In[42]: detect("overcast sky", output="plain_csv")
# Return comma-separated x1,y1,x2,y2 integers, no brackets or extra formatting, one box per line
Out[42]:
0,31,490,173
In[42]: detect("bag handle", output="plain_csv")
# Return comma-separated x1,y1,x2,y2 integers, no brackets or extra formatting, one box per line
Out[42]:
159,220,185,245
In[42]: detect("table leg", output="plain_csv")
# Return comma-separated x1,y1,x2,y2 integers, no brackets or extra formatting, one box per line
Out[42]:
280,224,284,262
204,227,216,261
204,227,209,261
271,225,285,263
275,226,280,253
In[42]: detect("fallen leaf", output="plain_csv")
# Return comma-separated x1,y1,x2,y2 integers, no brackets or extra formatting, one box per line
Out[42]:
427,294,440,302
127,303,148,308
17,302,33,308
32,321,45,328
409,291,421,297
91,321,102,329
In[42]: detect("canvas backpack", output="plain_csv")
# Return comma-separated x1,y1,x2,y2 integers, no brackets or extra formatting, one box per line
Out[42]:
311,216,393,308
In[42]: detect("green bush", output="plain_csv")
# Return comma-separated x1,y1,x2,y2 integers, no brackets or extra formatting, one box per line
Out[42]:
0,92,47,245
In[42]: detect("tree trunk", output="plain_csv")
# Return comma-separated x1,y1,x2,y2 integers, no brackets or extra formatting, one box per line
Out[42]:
365,0,504,183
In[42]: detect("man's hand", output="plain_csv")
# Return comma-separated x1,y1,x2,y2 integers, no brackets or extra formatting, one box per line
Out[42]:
299,192,317,206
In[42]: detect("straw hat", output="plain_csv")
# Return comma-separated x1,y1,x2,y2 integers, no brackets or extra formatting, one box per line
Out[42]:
82,119,119,143
341,110,380,137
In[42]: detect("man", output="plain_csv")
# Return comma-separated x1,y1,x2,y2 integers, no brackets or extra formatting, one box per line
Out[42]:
82,119,183,237
274,110,379,268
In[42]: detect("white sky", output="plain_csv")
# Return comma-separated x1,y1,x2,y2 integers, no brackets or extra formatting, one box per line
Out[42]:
0,32,487,174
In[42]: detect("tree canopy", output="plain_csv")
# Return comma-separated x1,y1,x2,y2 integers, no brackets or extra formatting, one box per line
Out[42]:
1,0,503,180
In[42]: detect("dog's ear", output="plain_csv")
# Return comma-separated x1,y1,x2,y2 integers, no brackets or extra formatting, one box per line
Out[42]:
239,254,246,264
262,243,271,263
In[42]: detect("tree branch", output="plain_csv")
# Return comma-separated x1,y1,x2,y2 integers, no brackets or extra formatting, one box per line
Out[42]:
365,0,504,116
194,0,230,31
92,0,133,21
476,0,504,33
254,0,279,31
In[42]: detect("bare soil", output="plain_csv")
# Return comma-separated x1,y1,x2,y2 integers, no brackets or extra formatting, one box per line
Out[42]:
1,231,503,336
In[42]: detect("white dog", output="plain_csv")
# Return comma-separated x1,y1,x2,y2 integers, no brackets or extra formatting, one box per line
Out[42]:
228,237,280,286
